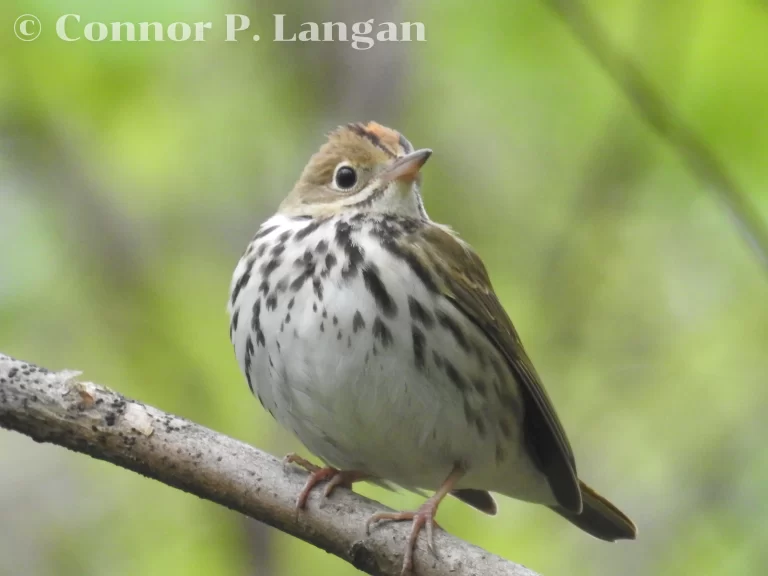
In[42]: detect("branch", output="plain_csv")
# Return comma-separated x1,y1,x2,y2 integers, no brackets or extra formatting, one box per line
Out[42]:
0,353,537,576
545,0,768,273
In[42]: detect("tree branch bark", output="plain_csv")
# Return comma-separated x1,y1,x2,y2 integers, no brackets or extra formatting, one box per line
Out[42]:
0,353,538,576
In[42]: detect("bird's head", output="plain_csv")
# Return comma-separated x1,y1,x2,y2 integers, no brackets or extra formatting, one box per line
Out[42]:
279,122,431,220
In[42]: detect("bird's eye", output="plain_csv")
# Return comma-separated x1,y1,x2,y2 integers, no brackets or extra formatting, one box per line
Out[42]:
334,165,357,190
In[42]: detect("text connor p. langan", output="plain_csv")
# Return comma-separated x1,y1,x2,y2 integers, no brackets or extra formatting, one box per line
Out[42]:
54,14,426,50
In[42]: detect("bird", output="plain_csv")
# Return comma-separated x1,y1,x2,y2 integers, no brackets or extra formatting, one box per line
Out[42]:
227,121,636,574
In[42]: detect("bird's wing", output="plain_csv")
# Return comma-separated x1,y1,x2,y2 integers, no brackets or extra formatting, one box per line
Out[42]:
416,224,582,512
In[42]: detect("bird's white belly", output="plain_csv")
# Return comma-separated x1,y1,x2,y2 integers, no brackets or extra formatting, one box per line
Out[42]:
230,215,553,501
253,271,478,489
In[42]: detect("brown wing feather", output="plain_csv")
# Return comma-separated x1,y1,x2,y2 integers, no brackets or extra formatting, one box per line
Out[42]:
417,224,583,513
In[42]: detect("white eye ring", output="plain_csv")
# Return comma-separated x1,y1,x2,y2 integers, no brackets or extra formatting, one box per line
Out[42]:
332,162,358,191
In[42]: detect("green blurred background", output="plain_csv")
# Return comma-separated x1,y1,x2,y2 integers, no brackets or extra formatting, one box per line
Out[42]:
2,1,767,575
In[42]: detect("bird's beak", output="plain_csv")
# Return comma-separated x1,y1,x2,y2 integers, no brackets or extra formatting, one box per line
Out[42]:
381,149,432,183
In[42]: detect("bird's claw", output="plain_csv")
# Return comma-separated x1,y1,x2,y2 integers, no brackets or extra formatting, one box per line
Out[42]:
283,452,321,474
281,454,366,510
366,502,442,574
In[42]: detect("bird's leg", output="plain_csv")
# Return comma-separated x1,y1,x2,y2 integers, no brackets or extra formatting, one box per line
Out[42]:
366,465,465,575
283,453,368,509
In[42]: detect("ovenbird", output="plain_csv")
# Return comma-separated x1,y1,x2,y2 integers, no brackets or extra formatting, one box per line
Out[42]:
228,122,636,574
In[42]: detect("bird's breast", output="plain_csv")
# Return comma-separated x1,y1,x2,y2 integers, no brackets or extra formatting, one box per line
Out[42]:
228,214,550,498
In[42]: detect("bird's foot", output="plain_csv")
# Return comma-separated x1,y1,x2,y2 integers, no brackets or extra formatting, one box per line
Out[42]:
365,466,463,575
283,453,366,509
366,498,444,575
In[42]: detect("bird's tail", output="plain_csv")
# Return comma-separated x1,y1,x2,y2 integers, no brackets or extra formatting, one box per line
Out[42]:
551,480,637,541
